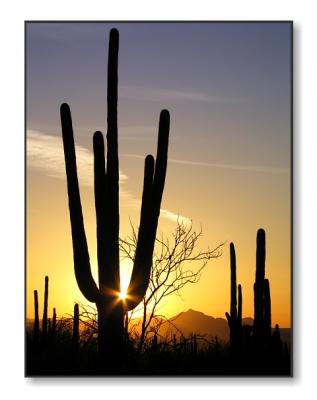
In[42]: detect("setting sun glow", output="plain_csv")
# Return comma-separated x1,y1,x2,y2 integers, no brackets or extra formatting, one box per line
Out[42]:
119,291,127,300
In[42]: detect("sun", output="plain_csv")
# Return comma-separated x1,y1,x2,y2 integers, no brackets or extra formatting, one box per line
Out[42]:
118,290,127,300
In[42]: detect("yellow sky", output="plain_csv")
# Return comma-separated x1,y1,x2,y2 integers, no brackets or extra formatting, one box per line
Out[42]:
26,144,290,327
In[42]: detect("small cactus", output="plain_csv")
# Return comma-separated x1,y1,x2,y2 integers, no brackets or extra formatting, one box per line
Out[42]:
72,303,80,353
253,229,271,346
225,243,243,356
33,290,39,345
41,276,49,345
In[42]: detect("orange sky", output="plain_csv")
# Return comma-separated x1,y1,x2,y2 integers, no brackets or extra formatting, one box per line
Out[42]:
26,143,290,326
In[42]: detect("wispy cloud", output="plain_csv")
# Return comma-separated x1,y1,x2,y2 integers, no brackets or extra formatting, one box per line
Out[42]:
27,130,190,224
120,85,228,104
122,153,289,174
27,130,128,186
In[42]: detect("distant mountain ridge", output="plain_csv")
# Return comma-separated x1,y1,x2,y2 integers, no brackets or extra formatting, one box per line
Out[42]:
130,309,290,344
26,308,291,344
143,308,253,342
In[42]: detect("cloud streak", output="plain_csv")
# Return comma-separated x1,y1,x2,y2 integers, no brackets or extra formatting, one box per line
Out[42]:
27,130,190,224
120,85,229,104
122,153,289,174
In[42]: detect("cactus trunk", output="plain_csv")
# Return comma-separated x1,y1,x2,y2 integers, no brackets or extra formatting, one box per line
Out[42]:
33,290,39,345
61,28,170,367
253,229,271,347
253,229,266,342
264,278,271,340
225,243,242,357
41,276,48,345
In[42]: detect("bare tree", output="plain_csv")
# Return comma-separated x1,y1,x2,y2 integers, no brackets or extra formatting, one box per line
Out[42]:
120,220,224,352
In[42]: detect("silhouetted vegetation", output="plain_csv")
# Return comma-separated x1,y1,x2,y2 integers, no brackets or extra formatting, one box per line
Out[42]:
41,276,49,346
120,220,223,353
26,28,291,376
222,229,290,375
26,309,290,376
60,27,170,370
26,229,291,376
225,243,243,361
32,290,39,347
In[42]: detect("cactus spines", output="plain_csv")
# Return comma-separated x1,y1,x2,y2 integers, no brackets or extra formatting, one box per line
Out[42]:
33,290,39,345
41,276,49,345
61,27,170,365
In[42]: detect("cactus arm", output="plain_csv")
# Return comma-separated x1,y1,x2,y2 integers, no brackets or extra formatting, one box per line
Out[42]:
105,28,120,294
60,103,100,303
225,312,231,326
125,155,155,310
126,111,170,311
152,109,170,212
93,131,109,294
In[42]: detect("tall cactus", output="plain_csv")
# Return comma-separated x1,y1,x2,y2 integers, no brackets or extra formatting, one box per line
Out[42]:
60,28,170,365
253,228,271,345
225,243,242,356
41,276,49,345
33,290,39,345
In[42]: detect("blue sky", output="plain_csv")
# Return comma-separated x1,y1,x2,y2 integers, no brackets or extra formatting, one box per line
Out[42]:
26,22,291,169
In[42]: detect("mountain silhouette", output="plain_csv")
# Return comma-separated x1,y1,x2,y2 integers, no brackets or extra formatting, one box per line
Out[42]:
161,309,252,341
27,308,290,344
130,309,290,344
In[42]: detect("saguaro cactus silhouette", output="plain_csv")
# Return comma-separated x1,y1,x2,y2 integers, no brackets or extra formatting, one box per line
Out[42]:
41,276,49,345
253,228,271,345
33,290,39,345
60,28,170,365
225,243,242,356
72,303,80,354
